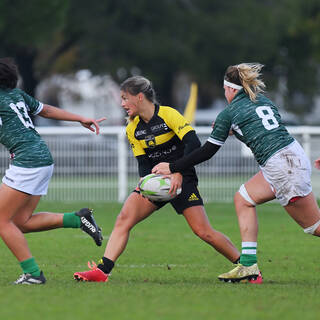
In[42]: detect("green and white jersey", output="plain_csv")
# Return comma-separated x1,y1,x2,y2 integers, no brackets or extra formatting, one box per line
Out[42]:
0,88,53,168
208,90,294,165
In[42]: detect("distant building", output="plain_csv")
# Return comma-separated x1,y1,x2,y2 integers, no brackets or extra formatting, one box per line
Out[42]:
35,70,124,126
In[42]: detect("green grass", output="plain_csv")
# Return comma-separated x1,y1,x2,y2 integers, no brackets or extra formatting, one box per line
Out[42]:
1,201,319,320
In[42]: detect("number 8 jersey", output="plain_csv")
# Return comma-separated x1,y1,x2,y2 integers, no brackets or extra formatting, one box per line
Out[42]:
0,88,53,168
208,89,294,166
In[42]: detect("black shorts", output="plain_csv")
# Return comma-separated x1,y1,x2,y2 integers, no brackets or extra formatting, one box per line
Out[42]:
135,177,203,215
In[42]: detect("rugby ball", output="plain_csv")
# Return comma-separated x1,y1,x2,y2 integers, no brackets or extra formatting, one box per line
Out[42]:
139,174,182,201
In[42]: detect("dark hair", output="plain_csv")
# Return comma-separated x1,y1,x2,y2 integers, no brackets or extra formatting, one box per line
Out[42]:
224,65,242,86
120,76,157,104
0,57,18,89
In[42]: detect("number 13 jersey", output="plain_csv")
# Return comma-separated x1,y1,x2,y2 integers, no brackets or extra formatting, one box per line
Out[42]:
0,88,53,168
208,89,294,166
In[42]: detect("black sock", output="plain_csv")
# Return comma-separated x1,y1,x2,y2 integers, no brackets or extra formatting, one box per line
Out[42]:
233,257,240,264
98,257,114,274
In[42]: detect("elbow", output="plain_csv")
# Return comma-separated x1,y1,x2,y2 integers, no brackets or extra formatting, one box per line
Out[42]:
39,105,51,118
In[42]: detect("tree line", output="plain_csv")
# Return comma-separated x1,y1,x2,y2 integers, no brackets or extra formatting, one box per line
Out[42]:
1,0,320,116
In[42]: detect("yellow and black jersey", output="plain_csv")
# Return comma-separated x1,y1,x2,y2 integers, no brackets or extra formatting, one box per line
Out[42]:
126,104,197,177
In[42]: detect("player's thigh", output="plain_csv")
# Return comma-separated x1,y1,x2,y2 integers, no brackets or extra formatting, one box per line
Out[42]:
183,205,212,233
244,171,275,204
117,192,158,227
284,192,320,228
0,184,31,221
12,195,41,226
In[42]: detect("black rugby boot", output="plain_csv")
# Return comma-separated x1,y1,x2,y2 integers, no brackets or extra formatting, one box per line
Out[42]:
76,208,103,246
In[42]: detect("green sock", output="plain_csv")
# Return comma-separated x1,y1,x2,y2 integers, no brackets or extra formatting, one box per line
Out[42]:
63,212,81,228
240,241,257,266
20,257,41,276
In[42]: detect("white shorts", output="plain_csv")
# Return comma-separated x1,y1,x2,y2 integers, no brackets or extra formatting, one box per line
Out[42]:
260,140,312,206
2,164,54,195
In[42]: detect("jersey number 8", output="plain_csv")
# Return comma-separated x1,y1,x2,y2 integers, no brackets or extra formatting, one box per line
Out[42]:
255,106,279,130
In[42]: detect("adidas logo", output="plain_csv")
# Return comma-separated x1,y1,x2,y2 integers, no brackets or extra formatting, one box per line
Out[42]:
188,193,199,201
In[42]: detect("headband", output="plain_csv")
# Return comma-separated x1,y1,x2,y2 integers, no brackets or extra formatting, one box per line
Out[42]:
224,80,242,90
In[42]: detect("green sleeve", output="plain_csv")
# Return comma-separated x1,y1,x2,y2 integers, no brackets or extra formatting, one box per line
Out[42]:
19,89,43,115
208,109,232,146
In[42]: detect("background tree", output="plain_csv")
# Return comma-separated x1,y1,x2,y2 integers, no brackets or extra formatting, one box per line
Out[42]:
276,0,320,116
1,0,320,119
0,0,70,96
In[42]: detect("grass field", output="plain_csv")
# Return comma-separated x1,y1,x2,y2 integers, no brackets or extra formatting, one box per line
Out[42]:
1,201,319,320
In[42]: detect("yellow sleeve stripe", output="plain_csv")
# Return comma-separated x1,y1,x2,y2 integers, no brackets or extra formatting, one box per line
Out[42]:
175,123,194,140
158,106,194,140
132,148,146,157
126,121,146,157
139,131,176,149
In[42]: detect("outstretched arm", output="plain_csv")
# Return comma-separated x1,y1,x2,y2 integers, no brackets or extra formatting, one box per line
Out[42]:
39,105,106,134
315,157,320,170
152,141,221,175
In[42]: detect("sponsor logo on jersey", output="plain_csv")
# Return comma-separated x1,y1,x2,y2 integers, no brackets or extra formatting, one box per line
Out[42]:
151,123,168,132
135,129,147,137
177,122,190,133
145,135,156,148
148,145,177,160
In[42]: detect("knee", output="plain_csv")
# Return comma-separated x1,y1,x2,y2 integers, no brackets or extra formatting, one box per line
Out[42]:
14,223,27,233
234,185,256,208
114,211,134,231
12,217,30,233
193,226,214,242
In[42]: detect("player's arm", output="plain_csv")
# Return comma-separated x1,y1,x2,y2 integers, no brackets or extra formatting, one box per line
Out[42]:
170,142,220,172
126,124,150,180
164,131,201,194
166,111,201,192
153,142,221,175
153,109,231,175
39,104,106,134
182,131,201,155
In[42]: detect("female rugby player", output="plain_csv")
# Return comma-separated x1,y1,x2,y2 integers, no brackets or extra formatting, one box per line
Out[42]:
153,63,320,284
0,58,104,284
73,76,240,282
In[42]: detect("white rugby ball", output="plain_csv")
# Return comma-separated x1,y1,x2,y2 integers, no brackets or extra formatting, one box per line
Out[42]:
139,174,182,201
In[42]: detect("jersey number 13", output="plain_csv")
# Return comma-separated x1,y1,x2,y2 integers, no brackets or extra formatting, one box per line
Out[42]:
9,102,35,129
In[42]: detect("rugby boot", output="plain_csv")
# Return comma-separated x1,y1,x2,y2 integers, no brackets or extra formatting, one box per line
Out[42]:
218,263,263,284
74,261,109,282
76,208,103,246
14,271,46,285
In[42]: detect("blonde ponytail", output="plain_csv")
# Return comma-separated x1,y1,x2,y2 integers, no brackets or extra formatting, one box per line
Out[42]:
237,63,265,102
